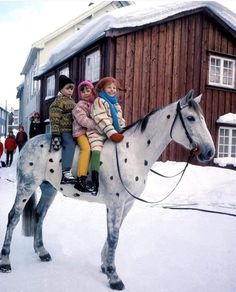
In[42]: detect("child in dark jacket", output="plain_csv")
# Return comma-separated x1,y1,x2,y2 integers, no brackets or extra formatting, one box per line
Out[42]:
16,125,28,151
29,112,45,138
49,75,76,184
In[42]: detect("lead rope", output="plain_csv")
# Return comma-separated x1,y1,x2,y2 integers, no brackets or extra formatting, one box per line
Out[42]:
115,143,194,205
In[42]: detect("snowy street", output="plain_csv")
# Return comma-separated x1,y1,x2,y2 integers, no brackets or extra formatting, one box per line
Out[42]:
0,152,236,292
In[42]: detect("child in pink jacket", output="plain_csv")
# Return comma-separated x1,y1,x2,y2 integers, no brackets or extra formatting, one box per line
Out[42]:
72,80,96,193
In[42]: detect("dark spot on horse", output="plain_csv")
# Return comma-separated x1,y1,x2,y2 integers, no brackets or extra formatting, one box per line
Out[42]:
49,158,53,162
147,140,151,146
100,161,103,166
126,142,129,148
22,199,27,203
167,114,170,119
40,144,44,148
50,169,54,173
110,176,113,180
73,193,80,197
29,162,34,166
116,193,119,197
144,160,148,166
107,208,109,213
59,159,62,163
135,176,139,181
124,158,127,163
60,187,63,191
144,179,146,184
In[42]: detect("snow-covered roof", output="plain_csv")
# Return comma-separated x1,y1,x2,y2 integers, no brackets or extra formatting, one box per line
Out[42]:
35,1,236,78
217,113,236,125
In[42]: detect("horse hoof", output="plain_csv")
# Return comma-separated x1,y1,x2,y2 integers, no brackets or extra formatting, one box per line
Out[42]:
109,280,125,290
39,253,52,262
0,264,12,273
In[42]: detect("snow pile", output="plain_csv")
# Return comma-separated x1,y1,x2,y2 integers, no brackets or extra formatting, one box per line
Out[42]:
36,0,236,77
0,150,236,291
217,112,236,125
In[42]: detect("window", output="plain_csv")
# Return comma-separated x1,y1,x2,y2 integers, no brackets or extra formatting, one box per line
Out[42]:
209,56,235,88
46,75,55,100
85,50,100,82
218,127,236,158
59,66,69,77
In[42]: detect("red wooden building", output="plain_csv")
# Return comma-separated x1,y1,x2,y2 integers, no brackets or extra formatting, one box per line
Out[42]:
35,1,236,167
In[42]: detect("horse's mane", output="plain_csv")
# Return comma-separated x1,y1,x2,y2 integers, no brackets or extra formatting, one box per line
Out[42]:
122,99,202,134
122,108,160,134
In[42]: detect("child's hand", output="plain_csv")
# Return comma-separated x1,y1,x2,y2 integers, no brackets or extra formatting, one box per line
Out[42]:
51,135,62,151
110,133,124,143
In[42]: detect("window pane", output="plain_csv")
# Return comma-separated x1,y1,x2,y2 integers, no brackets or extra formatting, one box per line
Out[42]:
85,50,100,82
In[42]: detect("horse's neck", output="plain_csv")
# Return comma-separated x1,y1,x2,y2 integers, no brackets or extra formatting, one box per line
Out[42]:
125,103,176,168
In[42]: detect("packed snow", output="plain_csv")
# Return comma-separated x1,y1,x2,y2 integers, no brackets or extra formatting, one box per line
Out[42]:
0,150,236,292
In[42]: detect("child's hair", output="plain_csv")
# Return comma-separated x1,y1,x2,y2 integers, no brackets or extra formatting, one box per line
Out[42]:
95,77,120,93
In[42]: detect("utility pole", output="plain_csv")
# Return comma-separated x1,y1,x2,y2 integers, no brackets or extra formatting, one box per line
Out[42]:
5,99,8,137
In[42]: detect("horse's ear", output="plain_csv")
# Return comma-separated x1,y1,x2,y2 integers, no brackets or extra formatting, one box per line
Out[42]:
194,93,202,104
179,89,194,108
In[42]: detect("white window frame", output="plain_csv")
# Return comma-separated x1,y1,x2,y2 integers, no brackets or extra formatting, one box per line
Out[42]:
59,66,69,77
85,50,100,82
209,55,235,89
45,74,55,100
217,126,236,158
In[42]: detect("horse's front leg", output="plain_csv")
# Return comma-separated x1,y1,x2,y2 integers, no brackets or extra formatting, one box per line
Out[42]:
101,204,125,290
34,182,57,261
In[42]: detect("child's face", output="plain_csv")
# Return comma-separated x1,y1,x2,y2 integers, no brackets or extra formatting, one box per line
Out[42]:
80,86,92,100
104,82,117,96
61,84,74,98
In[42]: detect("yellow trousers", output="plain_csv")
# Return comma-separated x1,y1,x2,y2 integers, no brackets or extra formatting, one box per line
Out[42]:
76,135,91,177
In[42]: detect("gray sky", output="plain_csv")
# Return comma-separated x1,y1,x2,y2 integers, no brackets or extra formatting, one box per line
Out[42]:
0,0,236,109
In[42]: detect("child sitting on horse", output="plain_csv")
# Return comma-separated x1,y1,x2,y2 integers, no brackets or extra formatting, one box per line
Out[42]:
87,77,126,194
49,75,76,184
72,80,97,193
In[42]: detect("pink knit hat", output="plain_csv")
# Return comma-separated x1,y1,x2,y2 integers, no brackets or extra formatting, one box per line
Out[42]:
77,80,94,98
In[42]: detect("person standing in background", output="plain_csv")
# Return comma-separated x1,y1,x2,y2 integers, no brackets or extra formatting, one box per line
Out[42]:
0,140,3,167
29,112,45,138
4,131,17,167
16,125,28,151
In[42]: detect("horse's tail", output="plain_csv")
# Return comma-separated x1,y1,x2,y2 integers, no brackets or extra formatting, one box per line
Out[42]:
22,192,37,237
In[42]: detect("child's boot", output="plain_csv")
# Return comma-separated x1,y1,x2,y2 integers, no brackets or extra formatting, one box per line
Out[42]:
74,176,95,193
61,169,76,184
91,171,99,195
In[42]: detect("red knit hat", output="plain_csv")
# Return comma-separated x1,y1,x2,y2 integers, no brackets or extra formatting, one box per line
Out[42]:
77,80,94,98
34,112,40,118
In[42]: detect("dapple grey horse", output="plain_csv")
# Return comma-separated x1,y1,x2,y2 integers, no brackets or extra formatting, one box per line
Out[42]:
0,90,215,290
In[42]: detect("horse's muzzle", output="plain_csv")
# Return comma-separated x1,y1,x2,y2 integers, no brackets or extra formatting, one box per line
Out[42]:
191,143,215,162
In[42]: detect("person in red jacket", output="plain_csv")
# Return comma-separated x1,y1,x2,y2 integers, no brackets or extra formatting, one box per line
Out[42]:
5,131,17,167
0,141,3,167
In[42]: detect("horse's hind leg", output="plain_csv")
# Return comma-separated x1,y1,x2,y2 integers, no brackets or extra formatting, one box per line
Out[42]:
0,187,37,272
34,181,57,262
101,204,125,290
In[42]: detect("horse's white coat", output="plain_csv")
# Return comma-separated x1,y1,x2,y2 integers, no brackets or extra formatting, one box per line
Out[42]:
0,92,215,290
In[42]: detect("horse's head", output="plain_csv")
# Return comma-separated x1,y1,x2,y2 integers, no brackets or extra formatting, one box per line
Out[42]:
171,90,215,162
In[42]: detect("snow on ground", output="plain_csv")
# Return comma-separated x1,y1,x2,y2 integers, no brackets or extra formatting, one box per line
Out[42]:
0,151,236,292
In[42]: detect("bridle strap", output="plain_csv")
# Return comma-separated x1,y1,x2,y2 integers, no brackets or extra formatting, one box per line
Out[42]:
170,101,193,145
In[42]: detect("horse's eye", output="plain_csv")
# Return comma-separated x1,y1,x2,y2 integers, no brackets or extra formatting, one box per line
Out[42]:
187,116,195,122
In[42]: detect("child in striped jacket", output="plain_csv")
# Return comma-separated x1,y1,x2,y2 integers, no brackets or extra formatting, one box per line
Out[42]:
72,80,97,193
87,77,126,194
